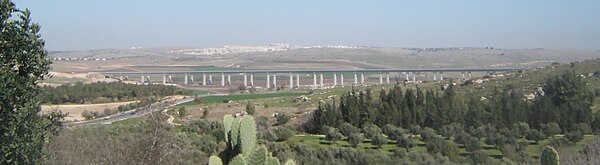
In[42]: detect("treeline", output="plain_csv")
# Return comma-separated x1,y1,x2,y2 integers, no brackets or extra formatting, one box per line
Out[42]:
306,70,598,134
39,82,186,104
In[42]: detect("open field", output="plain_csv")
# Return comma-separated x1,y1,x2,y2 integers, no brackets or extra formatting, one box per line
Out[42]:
42,101,137,121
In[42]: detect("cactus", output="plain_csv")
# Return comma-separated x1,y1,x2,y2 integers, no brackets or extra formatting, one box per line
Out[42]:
209,155,224,165
230,154,247,165
246,145,267,165
223,115,234,143
209,115,297,165
541,146,560,165
230,117,242,148
266,157,280,165
239,115,257,155
283,160,296,165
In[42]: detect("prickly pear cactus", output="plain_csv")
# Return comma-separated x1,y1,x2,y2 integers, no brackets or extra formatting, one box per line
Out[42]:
223,115,234,143
265,156,280,165
230,154,247,165
208,155,223,165
230,117,242,147
283,160,296,165
246,145,267,165
239,115,257,155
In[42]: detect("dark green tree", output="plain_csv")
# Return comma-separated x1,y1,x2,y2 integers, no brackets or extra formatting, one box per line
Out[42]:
370,133,388,149
347,133,364,148
1,1,65,163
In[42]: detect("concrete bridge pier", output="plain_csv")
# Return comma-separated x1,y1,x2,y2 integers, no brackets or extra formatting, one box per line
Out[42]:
250,74,254,87
209,74,213,85
244,74,248,87
386,73,390,84
227,74,231,86
360,73,365,84
202,73,206,86
433,73,437,81
353,73,358,85
184,73,188,84
439,72,444,81
168,75,172,83
462,72,465,79
340,74,344,87
405,72,409,81
267,74,271,88
289,73,293,89
379,73,383,84
313,73,317,89
221,73,225,86
163,74,167,84
468,72,472,79
140,74,144,85
146,75,151,84
295,74,300,88
319,73,324,88
273,74,277,88
412,73,416,83
191,75,194,83
333,73,337,87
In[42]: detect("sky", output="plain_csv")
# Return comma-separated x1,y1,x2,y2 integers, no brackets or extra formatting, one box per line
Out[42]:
13,0,600,51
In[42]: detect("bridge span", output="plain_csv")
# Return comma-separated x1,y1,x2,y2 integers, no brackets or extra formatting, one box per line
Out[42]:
100,68,523,89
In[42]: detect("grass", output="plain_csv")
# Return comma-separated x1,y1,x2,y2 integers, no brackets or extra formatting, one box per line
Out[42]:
180,91,310,106
111,117,143,125
288,134,596,159
187,89,210,96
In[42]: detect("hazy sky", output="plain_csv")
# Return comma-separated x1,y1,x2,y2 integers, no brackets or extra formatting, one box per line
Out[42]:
14,0,600,51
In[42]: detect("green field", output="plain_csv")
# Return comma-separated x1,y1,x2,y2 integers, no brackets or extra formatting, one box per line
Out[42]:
182,92,310,105
187,89,210,96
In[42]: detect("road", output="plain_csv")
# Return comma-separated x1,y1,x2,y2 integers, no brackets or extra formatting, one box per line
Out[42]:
99,68,523,75
64,97,196,127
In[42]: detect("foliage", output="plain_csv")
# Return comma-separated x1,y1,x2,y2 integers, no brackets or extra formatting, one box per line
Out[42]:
339,122,360,137
276,112,291,125
246,102,256,115
370,133,388,149
325,126,343,144
526,129,545,144
396,135,415,152
540,146,560,165
0,1,65,163
347,133,364,148
39,82,183,104
541,123,562,138
178,106,187,118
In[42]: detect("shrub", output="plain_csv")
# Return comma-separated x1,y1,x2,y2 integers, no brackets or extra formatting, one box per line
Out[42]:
370,133,388,149
540,146,560,165
541,123,562,138
245,102,255,115
420,127,437,142
276,112,292,125
325,127,343,144
178,107,187,118
274,127,295,141
565,130,583,143
362,124,382,139
340,123,360,137
396,136,415,152
347,133,364,148
526,129,545,144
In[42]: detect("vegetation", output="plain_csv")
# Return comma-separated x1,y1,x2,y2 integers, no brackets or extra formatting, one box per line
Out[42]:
541,146,560,165
0,1,64,163
39,82,185,104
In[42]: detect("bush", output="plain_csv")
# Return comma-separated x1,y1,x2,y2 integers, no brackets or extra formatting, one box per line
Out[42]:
396,136,415,152
178,107,187,118
426,137,458,156
362,124,382,140
526,129,545,144
245,102,255,115
325,126,343,144
276,112,292,125
340,123,360,137
370,133,388,149
420,127,437,142
273,127,295,141
464,136,481,152
565,130,583,143
82,110,94,120
571,123,592,135
347,133,364,148
541,123,562,138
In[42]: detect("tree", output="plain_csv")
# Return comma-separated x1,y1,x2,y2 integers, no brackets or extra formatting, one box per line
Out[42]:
370,133,388,149
339,122,360,137
362,123,382,139
540,146,560,165
420,127,437,142
565,130,583,143
325,127,343,144
542,123,562,138
245,102,256,115
513,122,530,138
347,133,364,148
273,126,295,141
396,136,415,152
525,129,545,144
1,1,65,163
464,136,481,152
